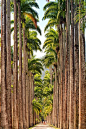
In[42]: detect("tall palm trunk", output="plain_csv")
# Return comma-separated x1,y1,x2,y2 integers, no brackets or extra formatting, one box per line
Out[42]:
28,72,30,128
13,0,18,128
74,9,79,129
23,23,26,129
79,31,86,129
49,65,52,125
63,24,66,129
30,72,33,127
33,75,35,126
52,76,55,126
1,0,8,128
26,49,29,128
60,25,63,129
54,65,57,127
79,2,86,126
69,0,74,128
58,29,61,128
65,0,70,128
32,75,35,125
6,0,12,128
29,72,31,127
28,53,30,127
18,0,23,128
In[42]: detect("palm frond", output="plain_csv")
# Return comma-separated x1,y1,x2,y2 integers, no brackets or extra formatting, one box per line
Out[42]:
43,2,57,10
28,2,39,9
44,19,57,32
43,7,57,20
24,12,37,28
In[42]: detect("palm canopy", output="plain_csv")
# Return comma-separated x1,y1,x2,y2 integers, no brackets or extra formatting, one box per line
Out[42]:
26,30,42,56
25,18,41,35
43,28,59,49
42,28,58,68
32,98,42,114
33,73,43,114
42,48,57,68
42,71,53,118
43,0,66,32
21,0,39,28
10,0,39,27
74,1,86,32
28,58,44,74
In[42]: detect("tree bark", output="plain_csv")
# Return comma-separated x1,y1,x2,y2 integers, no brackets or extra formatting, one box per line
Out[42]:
1,0,8,128
52,78,55,126
22,23,26,129
6,0,12,128
79,29,86,129
13,0,18,128
74,13,79,129
26,50,29,128
69,0,74,128
65,0,70,128
63,24,66,129
18,1,23,128
60,25,63,129
54,65,57,127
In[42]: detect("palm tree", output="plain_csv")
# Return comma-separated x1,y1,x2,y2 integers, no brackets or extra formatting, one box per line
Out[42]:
43,2,66,127
10,1,40,126
25,27,41,128
74,2,79,129
19,1,39,127
69,0,74,128
42,47,57,126
22,20,27,129
65,0,70,128
28,58,43,126
43,27,59,127
43,0,66,32
79,1,86,128
18,0,23,128
26,29,41,128
6,0,12,128
1,0,8,128
13,0,18,128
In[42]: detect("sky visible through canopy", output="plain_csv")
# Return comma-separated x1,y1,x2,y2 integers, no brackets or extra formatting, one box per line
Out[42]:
34,0,55,58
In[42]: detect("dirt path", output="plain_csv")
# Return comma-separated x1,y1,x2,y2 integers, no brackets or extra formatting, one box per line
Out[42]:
32,123,55,129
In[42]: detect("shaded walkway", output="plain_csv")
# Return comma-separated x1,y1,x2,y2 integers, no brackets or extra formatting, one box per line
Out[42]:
32,123,55,129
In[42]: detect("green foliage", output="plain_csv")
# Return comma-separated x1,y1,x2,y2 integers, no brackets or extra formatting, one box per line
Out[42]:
34,71,53,119
43,28,59,49
32,98,42,113
28,58,44,74
43,0,66,31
